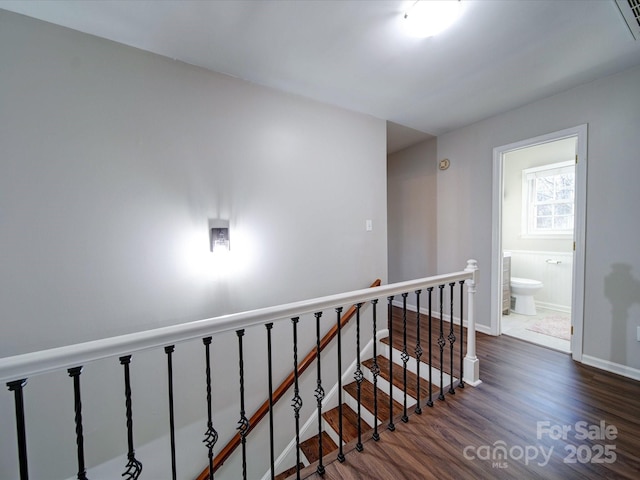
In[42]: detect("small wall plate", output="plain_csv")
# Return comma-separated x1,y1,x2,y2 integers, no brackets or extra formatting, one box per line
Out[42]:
439,158,450,170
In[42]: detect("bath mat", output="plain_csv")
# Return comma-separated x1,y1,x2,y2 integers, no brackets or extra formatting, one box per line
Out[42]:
526,314,571,341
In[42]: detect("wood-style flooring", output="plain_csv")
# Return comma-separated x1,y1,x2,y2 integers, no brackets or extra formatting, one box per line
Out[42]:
300,309,640,479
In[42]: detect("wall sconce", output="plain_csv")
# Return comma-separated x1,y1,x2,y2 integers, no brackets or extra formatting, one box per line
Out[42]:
209,219,230,253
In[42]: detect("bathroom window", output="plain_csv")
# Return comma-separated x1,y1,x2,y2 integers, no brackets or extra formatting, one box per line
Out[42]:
522,161,575,236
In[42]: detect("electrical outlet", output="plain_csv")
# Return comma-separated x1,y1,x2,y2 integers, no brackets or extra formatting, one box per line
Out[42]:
637,326,640,342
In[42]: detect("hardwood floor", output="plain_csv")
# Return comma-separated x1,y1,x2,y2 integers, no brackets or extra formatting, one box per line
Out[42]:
301,311,640,479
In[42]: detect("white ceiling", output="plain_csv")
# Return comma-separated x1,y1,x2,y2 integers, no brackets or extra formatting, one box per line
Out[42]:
2,0,640,152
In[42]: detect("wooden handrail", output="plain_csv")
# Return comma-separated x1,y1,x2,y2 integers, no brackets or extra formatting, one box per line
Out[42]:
196,279,381,480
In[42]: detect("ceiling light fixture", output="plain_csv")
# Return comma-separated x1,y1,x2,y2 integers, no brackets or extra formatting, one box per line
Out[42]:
403,0,465,38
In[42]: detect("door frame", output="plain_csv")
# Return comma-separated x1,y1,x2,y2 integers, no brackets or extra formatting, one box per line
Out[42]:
490,125,587,361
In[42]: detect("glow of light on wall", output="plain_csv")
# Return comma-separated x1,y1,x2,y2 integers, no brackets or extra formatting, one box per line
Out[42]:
178,223,254,282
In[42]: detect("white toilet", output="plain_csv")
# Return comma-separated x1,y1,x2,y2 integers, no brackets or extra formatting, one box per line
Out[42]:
510,277,543,315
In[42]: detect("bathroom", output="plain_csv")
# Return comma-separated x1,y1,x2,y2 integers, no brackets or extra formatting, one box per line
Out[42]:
501,137,576,352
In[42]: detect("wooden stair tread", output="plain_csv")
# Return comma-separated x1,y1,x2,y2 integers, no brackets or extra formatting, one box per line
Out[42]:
343,378,402,423
299,431,338,464
274,463,303,480
380,311,466,376
362,355,437,401
322,403,371,443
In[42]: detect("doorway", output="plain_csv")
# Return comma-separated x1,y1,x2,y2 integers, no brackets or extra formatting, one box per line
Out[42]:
490,126,587,361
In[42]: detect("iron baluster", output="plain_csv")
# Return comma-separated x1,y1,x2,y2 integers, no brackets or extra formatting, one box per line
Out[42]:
202,337,217,480
291,317,302,480
119,355,142,480
387,296,395,431
401,293,409,423
370,299,381,441
336,307,345,462
236,330,250,480
7,379,29,480
314,312,325,475
266,323,275,480
67,367,88,480
438,285,446,401
414,290,423,415
459,280,466,388
448,282,457,395
427,287,434,407
354,303,364,452
165,346,177,480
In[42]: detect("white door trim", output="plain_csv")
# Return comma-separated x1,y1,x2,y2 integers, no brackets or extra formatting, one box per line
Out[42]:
490,125,587,362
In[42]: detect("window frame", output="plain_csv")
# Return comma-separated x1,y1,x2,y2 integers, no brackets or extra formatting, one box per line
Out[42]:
521,160,575,238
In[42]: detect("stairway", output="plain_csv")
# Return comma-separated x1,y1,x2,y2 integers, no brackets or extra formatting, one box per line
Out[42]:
274,328,445,480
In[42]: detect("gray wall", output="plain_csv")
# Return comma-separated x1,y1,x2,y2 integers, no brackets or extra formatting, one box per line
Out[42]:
437,64,640,371
387,138,438,285
0,12,387,479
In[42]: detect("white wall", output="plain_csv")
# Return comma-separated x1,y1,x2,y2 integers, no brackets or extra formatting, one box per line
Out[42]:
502,139,575,312
437,64,640,372
502,137,576,253
0,11,387,479
387,138,438,285
509,250,574,312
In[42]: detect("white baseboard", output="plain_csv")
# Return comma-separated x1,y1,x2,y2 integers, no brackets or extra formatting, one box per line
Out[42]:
391,301,640,383
536,301,571,313
581,354,640,382
392,300,493,336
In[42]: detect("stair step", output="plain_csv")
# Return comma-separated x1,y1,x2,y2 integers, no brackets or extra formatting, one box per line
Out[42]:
274,463,304,480
299,431,338,464
381,311,466,376
322,403,371,443
343,378,402,423
363,355,437,401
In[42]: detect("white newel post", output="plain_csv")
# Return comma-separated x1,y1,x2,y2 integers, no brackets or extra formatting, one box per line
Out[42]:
463,259,482,386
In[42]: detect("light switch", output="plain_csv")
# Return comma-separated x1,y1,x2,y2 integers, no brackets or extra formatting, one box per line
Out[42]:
366,219,373,231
